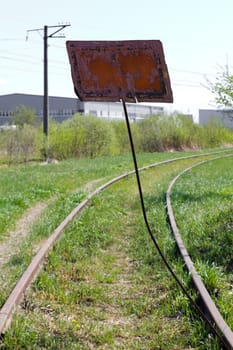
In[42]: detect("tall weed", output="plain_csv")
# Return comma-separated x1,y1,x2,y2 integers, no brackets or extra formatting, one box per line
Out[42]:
49,114,116,159
5,125,42,164
0,112,232,164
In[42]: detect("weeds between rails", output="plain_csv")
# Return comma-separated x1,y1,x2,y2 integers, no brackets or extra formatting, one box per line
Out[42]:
0,149,232,349
166,154,233,349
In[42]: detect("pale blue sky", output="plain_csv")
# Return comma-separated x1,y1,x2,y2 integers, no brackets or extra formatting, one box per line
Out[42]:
1,0,233,119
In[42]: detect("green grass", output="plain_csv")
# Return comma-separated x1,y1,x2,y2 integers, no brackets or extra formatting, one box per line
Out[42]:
171,158,232,266
0,149,232,349
0,150,215,238
170,156,233,329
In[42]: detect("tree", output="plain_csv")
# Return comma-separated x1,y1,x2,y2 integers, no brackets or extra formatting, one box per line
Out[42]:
207,65,233,108
12,105,38,128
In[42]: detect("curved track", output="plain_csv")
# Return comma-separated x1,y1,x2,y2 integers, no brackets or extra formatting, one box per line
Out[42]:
166,154,233,349
0,150,232,348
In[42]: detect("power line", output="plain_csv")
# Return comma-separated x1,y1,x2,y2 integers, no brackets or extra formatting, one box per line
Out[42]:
0,55,42,65
171,67,205,75
2,45,216,78
0,38,26,42
0,50,69,67
0,52,212,80
173,83,203,88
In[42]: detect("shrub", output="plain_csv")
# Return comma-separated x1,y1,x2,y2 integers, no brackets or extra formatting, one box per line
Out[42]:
137,114,200,152
6,125,42,164
12,105,38,128
49,114,117,160
204,119,232,147
0,111,232,164
137,115,163,152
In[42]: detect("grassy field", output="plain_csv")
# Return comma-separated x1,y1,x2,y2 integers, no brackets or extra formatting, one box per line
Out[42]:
0,149,232,349
170,156,233,329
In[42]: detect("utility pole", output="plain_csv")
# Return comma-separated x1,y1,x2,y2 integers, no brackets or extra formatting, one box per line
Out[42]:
26,24,70,141
44,25,48,137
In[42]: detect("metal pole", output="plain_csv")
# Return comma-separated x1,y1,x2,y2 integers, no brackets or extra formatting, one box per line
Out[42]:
43,25,48,137
27,24,70,141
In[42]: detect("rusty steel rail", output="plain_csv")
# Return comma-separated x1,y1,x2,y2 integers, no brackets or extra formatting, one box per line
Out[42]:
0,173,132,334
166,154,233,349
0,149,232,336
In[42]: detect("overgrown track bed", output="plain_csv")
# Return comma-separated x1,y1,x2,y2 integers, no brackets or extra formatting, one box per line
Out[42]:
166,154,233,349
0,149,232,348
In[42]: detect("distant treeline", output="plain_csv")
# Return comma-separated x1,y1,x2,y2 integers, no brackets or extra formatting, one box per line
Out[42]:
0,111,233,164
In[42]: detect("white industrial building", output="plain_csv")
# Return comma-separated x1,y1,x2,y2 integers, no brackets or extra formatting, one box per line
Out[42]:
0,93,164,125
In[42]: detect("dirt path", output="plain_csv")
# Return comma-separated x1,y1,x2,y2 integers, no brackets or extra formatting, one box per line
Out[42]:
73,220,145,349
0,178,103,269
98,238,136,328
0,202,48,268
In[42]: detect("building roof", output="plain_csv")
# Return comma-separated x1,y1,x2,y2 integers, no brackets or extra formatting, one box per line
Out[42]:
0,93,81,111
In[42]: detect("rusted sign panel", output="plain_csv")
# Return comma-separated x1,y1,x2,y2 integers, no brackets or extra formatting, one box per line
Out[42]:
66,40,173,103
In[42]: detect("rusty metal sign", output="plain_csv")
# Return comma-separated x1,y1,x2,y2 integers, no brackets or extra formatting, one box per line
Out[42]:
66,40,173,103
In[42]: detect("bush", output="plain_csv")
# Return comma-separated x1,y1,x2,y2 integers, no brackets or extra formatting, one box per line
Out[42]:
137,115,163,152
48,114,117,160
204,119,230,147
137,113,233,152
0,111,232,164
137,114,200,152
6,125,42,164
12,105,38,128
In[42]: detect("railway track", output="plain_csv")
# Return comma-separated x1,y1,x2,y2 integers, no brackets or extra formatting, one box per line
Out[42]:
166,154,233,349
0,149,232,348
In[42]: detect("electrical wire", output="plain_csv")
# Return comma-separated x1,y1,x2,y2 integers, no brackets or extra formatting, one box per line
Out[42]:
121,99,230,349
0,46,213,88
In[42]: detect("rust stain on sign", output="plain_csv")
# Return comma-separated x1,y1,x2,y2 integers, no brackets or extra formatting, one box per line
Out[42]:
66,40,173,103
